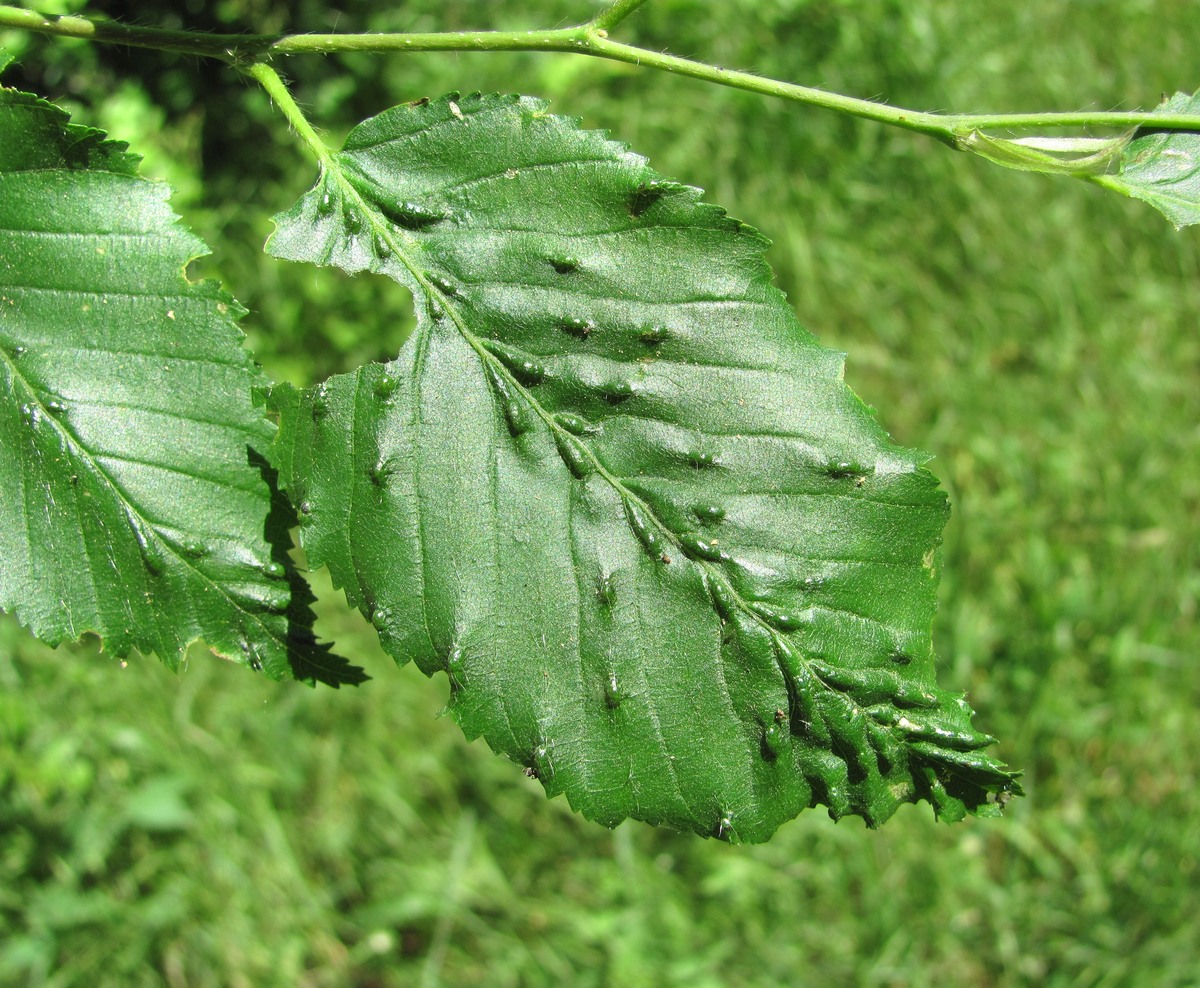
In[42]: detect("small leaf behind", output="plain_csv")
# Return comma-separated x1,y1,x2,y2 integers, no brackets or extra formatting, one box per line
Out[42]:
1093,91,1200,229
0,87,361,686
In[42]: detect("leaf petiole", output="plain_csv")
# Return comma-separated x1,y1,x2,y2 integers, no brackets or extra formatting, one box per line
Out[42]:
244,61,335,169
588,0,653,32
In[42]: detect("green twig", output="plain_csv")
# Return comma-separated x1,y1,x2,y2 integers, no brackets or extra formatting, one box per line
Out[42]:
0,3,272,59
269,27,583,57
2,3,1198,147
581,34,953,143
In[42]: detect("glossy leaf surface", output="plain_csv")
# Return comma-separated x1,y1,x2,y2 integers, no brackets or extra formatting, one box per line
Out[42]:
1095,91,1200,228
270,93,1019,840
0,87,361,685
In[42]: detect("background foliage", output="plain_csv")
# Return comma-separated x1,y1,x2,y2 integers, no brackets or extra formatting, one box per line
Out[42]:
1,0,1197,984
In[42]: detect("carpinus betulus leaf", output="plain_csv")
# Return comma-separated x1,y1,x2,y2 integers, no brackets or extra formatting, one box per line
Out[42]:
1093,91,1200,229
268,93,1020,840
0,86,362,686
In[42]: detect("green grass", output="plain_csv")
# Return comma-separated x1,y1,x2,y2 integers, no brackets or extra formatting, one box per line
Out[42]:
2,1,1199,985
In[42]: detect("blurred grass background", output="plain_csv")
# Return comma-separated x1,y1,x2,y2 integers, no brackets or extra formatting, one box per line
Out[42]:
2,0,1198,984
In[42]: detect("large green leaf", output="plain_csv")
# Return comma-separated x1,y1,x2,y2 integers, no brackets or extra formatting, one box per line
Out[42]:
1093,91,1200,229
0,87,362,686
269,92,1019,840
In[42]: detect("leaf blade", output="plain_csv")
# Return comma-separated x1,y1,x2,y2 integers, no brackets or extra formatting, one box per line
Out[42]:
1093,91,1200,229
0,87,362,686
270,93,1018,838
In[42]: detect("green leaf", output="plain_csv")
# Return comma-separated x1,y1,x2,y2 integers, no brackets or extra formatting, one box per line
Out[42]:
0,87,363,686
1093,91,1200,229
269,93,1019,840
